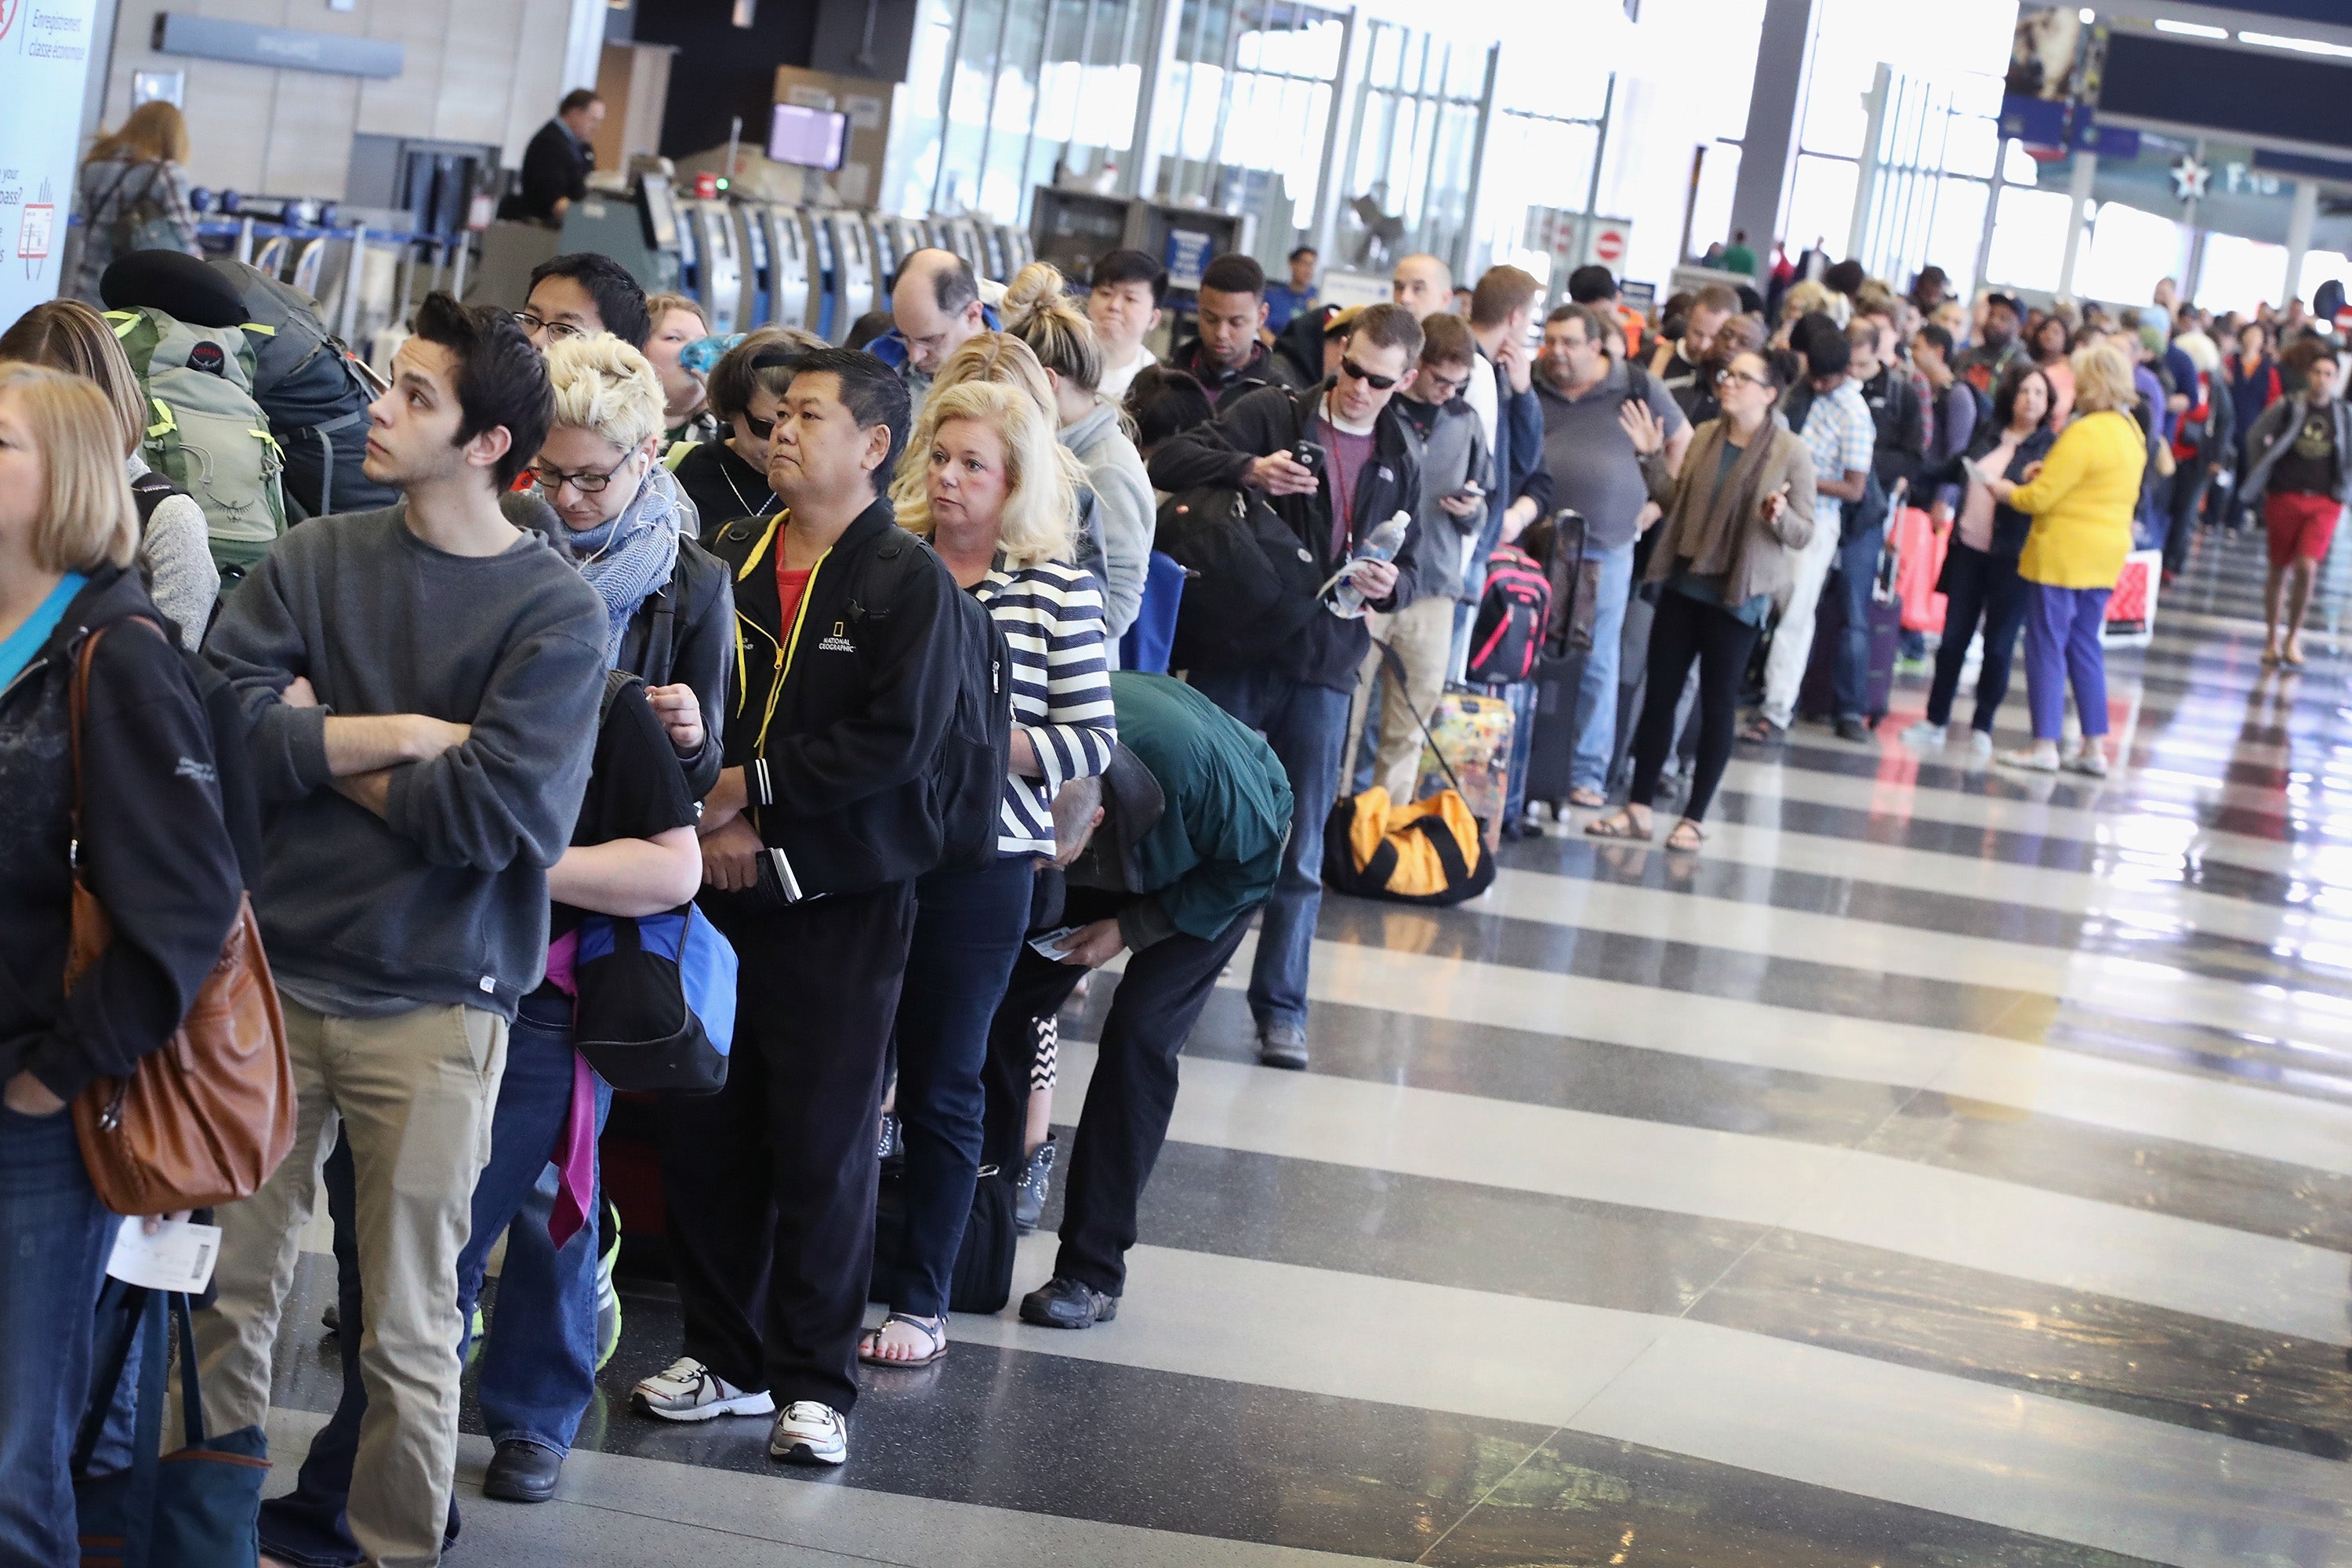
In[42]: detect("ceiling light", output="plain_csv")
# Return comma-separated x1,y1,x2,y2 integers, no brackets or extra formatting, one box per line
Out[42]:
2153,18,2228,38
2237,30,2352,60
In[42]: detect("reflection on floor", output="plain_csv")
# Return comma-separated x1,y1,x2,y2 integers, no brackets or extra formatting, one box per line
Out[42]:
264,534,2352,1566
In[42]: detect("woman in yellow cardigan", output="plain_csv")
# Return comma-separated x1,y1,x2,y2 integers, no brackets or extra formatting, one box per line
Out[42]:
1983,339,2145,776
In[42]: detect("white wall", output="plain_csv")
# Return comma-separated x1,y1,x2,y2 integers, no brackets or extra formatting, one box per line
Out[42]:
98,0,586,201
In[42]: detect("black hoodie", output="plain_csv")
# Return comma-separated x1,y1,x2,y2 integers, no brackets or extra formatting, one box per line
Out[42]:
702,496,1000,904
0,566,243,1101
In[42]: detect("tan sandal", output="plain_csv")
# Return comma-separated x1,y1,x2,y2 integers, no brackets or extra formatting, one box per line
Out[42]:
1664,818,1706,852
1584,808,1653,841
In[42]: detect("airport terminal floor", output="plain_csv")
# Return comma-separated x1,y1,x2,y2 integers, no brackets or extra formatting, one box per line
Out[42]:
249,532,2352,1566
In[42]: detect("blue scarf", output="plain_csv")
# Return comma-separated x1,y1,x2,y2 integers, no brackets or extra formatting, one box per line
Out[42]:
564,466,684,665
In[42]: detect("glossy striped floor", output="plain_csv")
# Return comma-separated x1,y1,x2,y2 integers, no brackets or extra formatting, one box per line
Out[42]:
264,530,2352,1566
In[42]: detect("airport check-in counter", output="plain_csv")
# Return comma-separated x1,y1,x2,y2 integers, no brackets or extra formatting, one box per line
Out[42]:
867,214,903,291
935,216,987,282
995,223,1033,277
732,205,771,331
763,205,819,334
884,216,933,278
680,198,744,334
815,211,877,345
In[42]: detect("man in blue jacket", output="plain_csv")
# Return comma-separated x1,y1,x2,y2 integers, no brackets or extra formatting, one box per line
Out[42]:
869,248,999,416
1014,673,1292,1329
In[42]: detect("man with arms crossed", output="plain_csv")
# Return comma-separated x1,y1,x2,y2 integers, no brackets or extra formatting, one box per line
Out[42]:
199,294,607,1568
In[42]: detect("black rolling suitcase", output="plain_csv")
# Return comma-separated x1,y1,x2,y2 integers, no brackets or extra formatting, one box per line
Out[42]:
1520,510,1593,808
1797,533,1902,725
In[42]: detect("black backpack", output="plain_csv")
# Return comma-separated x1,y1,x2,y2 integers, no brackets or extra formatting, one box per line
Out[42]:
1152,485,1322,669
899,535,1014,874
1464,543,1550,686
209,260,397,521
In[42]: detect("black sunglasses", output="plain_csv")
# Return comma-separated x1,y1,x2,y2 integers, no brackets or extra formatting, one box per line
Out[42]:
1340,358,1398,391
742,412,777,440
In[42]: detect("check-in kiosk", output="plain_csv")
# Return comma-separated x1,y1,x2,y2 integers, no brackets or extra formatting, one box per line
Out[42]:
995,223,1034,278
762,206,818,335
866,214,904,290
681,198,743,334
884,216,934,274
935,216,987,282
975,222,1007,282
816,211,877,345
732,203,772,328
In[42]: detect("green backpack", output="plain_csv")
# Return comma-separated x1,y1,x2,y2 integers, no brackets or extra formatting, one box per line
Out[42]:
105,307,288,586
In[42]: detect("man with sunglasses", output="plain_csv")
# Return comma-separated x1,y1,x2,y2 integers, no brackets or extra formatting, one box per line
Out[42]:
1148,302,1426,1070
1345,310,1493,800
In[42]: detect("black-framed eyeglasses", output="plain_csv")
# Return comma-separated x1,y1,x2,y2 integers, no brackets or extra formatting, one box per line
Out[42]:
514,310,586,342
1340,358,1398,390
531,452,640,495
1715,368,1772,390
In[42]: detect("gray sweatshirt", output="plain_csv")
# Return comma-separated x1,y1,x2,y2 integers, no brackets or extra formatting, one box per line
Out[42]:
204,504,608,1019
1061,401,1155,639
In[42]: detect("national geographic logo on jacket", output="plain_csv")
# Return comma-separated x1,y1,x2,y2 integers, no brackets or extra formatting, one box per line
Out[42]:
817,621,855,653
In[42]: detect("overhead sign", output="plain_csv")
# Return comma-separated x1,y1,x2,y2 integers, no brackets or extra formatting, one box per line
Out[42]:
1585,219,1632,270
153,13,405,78
0,0,99,328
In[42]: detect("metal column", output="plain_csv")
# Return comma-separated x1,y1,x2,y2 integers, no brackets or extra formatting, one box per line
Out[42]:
2284,179,2318,309
1725,0,1824,284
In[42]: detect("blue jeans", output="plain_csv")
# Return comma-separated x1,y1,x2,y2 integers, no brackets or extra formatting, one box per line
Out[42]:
1499,678,1537,824
1187,665,1350,1032
2023,582,2111,742
258,996,602,1568
0,1105,113,1568
457,992,612,1456
1570,543,1635,793
1831,524,1885,720
891,854,1036,1318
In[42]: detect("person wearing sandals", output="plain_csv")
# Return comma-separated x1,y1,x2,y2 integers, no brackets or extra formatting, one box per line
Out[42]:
1980,340,2146,777
1589,349,1815,853
863,376,1116,1369
2238,338,2349,670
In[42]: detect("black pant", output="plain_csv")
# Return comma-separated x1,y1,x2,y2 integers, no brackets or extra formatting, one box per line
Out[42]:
1922,541,2028,732
2163,463,2209,576
659,880,916,1413
1628,587,1759,823
987,887,1254,1297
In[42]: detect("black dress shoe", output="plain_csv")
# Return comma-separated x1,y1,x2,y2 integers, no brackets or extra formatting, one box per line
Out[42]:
1019,1275,1118,1330
482,1439,563,1504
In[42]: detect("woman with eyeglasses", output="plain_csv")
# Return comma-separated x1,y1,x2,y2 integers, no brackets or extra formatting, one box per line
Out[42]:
1900,363,2056,757
668,326,823,535
1587,349,1816,852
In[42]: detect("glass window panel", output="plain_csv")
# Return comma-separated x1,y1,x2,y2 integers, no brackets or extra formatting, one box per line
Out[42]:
881,0,960,216
1984,185,2071,294
978,0,1050,220
1924,176,1987,299
2196,233,2290,315
2002,139,2042,185
1688,141,1740,262
2078,201,2183,307
1941,114,1998,180
1785,154,1859,257
1367,21,1402,89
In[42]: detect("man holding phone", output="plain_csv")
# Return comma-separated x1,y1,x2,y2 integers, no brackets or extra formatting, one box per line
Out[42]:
1148,303,1425,1069
1346,310,1494,800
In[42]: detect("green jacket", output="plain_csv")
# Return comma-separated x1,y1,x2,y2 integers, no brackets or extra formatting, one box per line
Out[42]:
1098,673,1290,949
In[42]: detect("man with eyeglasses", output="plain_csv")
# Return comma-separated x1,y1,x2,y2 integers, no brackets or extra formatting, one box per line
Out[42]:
1148,302,1425,1070
1345,310,1492,801
516,251,652,354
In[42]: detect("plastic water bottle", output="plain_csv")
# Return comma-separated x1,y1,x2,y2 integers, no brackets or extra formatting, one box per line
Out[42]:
1327,510,1413,619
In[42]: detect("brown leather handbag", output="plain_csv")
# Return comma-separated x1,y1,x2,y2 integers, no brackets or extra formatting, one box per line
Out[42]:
61,620,296,1215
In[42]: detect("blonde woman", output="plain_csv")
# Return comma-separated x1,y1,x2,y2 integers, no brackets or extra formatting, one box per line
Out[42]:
644,292,719,445
1002,262,1154,637
1984,339,2147,776
862,379,1116,1368
0,364,242,1563
0,298,215,642
70,101,202,303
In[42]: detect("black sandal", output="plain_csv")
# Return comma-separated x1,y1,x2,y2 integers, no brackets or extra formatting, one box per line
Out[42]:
858,1313,948,1368
1584,809,1653,841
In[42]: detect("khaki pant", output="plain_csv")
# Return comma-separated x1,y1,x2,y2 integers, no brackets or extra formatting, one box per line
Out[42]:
1344,595,1457,803
194,1000,506,1568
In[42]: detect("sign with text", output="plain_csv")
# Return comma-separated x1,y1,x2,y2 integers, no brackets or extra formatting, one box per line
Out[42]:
0,0,98,328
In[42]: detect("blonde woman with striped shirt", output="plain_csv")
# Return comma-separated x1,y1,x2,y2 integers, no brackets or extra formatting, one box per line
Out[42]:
862,376,1116,1367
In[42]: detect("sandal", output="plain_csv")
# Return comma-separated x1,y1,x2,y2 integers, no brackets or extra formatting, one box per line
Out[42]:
1566,787,1607,810
858,1312,948,1368
1664,818,1705,852
2282,643,2307,668
1584,808,1653,841
1737,716,1785,745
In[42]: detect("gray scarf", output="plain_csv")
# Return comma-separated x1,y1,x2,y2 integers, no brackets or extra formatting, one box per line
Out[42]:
561,466,684,665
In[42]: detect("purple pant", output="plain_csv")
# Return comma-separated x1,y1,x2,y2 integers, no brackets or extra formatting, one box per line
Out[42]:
2022,582,2111,742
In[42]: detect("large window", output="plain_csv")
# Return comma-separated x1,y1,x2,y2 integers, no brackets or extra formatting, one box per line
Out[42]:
1153,0,1346,228
1330,20,1493,273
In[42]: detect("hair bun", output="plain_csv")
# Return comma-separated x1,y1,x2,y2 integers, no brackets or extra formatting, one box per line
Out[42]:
1003,261,1076,327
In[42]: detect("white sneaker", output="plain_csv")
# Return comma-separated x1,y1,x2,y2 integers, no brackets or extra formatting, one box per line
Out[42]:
1900,720,1946,750
1998,746,2060,773
769,1401,848,1466
632,1356,775,1422
2066,746,2110,779
1967,729,1993,758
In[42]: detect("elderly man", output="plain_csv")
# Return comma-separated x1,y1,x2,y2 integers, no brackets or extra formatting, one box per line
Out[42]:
869,247,1000,413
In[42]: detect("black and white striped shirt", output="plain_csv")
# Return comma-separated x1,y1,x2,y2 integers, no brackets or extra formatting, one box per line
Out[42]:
975,558,1116,856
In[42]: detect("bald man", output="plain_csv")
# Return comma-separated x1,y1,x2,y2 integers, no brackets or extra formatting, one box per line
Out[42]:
1392,254,1454,322
874,247,999,412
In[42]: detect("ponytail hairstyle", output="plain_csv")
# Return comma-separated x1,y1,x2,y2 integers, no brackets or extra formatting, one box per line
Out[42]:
1002,262,1104,393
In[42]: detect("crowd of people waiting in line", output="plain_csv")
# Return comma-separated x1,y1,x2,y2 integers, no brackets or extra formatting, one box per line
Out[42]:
3,203,2345,1568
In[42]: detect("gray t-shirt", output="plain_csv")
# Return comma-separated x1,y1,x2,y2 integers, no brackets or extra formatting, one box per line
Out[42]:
1534,362,1687,552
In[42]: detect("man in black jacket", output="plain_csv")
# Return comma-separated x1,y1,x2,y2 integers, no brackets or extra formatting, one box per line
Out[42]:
1148,302,1425,1070
519,89,601,225
639,347,987,1470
